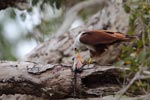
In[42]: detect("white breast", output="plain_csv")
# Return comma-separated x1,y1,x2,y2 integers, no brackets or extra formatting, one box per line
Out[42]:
73,33,95,51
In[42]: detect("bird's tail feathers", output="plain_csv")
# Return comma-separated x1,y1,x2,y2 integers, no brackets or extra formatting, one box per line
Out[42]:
124,35,140,41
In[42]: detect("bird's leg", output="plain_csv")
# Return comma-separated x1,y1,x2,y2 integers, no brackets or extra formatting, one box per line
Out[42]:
84,57,96,65
85,57,92,65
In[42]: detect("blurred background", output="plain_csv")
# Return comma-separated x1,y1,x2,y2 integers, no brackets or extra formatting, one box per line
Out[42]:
0,0,86,60
0,0,150,70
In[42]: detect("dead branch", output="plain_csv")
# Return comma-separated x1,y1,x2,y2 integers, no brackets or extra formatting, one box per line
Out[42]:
0,61,72,99
63,94,150,100
116,67,143,100
1,94,150,100
55,0,108,37
1,61,149,99
0,94,45,100
0,61,130,99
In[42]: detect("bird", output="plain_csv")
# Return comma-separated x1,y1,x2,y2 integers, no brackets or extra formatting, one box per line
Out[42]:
72,30,136,71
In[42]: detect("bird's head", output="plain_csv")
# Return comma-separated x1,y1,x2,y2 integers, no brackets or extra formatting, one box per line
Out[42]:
73,33,82,50
73,32,87,51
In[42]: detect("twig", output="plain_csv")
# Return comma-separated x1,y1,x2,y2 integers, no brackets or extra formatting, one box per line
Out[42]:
55,0,107,37
116,67,143,100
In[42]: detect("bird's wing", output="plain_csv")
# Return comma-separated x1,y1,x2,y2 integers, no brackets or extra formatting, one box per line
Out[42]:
80,30,130,45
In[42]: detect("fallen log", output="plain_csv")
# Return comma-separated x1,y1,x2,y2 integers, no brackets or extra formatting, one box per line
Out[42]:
0,61,144,99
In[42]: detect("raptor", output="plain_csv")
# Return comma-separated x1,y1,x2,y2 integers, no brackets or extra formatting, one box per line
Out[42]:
73,30,135,71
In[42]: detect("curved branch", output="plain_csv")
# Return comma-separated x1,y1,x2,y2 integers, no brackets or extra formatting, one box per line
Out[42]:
55,0,108,37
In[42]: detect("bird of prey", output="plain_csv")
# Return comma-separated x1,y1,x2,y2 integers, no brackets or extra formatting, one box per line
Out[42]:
73,30,135,71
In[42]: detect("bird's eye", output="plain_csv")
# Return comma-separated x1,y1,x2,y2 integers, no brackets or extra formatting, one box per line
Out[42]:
74,48,77,50
79,31,82,34
82,32,86,35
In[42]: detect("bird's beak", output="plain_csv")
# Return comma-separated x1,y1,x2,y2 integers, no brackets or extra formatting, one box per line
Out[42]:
74,48,83,63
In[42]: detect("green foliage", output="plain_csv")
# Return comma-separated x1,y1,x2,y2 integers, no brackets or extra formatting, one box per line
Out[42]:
116,0,150,71
114,0,150,95
0,26,16,60
0,9,17,60
128,79,150,95
0,0,65,60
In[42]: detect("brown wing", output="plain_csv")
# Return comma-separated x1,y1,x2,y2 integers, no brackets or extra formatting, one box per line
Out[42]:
80,30,130,45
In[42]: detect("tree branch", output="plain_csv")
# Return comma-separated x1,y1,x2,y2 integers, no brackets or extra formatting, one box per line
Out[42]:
0,61,149,99
55,0,108,37
0,61,72,99
116,67,143,99
0,61,134,99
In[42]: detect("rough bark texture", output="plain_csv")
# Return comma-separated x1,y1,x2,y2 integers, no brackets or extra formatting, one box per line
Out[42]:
0,61,150,100
0,61,72,99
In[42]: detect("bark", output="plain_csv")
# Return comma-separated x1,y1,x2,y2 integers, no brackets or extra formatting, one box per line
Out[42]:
64,94,150,100
0,61,71,99
0,61,150,100
0,61,124,99
0,61,131,99
1,94,150,100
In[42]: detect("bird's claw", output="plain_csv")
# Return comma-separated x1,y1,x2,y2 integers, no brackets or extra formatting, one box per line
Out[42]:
83,58,96,65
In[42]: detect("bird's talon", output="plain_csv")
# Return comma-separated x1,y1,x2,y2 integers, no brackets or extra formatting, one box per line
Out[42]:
84,58,94,65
